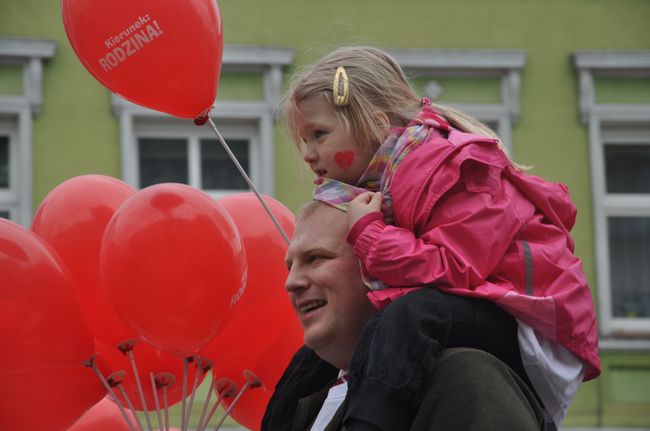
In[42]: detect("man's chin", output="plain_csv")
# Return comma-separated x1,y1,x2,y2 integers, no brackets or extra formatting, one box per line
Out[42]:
303,328,327,353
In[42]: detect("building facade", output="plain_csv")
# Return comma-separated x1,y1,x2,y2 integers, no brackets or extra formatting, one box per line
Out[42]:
1,0,649,428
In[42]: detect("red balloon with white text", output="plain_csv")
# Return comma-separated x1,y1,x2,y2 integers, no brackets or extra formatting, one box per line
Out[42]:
62,0,223,118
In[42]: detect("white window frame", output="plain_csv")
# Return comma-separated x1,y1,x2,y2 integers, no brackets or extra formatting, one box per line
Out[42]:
0,37,56,226
387,48,526,154
113,45,293,197
574,50,650,345
135,121,259,199
0,120,18,220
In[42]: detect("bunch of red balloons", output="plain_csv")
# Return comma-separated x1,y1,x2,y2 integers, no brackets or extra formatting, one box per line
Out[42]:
1,0,306,428
1,175,302,431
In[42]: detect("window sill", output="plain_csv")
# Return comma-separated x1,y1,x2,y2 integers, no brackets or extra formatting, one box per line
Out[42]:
599,337,650,351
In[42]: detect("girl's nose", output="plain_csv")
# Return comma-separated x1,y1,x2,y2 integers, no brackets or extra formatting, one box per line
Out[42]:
302,146,318,163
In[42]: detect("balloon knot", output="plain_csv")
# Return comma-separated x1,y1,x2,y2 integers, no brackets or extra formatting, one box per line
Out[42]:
117,339,138,355
82,353,98,368
155,372,175,389
196,357,213,373
107,371,126,387
194,108,212,126
214,377,237,398
243,370,262,389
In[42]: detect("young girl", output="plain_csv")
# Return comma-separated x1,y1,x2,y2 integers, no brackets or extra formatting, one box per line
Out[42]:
281,46,600,430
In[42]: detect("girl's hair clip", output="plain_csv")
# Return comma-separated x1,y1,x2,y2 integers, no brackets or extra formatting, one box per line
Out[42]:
333,66,350,107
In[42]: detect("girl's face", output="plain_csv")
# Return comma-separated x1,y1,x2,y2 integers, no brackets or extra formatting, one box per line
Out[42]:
293,95,376,185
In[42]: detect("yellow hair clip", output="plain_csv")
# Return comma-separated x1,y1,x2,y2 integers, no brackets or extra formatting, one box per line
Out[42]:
333,66,350,107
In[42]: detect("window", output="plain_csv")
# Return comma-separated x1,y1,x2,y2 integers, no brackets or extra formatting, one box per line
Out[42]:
387,49,526,154
574,51,650,339
113,45,293,198
0,126,16,220
0,135,9,187
604,126,650,322
133,120,258,198
139,137,189,187
0,37,56,226
200,137,249,191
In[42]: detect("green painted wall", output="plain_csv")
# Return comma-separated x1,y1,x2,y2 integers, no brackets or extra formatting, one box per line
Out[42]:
0,65,22,94
2,0,650,428
2,0,122,203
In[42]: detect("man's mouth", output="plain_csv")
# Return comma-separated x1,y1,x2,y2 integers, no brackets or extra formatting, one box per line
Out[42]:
299,300,327,314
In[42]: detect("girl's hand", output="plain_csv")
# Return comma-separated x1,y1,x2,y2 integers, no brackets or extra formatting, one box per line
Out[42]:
348,192,383,229
381,200,394,225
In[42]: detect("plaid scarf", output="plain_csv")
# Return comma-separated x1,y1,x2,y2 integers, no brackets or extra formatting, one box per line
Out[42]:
313,98,450,290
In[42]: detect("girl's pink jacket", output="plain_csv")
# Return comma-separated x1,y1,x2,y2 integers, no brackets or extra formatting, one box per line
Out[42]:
348,129,601,381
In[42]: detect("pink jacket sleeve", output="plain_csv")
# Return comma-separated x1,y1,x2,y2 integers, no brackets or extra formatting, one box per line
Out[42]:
348,161,527,290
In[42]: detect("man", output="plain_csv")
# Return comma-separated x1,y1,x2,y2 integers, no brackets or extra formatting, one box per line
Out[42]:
262,202,545,430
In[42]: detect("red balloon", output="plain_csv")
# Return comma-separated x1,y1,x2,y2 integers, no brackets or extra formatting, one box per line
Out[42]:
62,0,223,119
32,175,136,346
101,183,247,356
1,367,108,431
202,193,303,430
96,339,205,411
217,322,304,431
68,397,138,431
0,218,105,431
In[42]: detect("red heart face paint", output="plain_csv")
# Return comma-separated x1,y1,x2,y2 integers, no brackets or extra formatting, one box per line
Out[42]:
334,151,355,169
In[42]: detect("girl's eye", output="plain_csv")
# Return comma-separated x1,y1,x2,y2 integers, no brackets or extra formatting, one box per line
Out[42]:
314,130,327,139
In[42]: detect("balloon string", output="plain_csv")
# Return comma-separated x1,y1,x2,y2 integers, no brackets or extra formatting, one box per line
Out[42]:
117,382,145,431
126,349,154,431
197,377,237,431
196,377,215,431
213,384,249,430
180,357,192,431
149,372,164,431
183,362,202,430
214,371,262,430
197,390,226,431
163,386,170,431
87,361,138,431
206,117,290,245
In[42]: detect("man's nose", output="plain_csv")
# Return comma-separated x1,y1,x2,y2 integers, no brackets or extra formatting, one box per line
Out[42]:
285,266,308,292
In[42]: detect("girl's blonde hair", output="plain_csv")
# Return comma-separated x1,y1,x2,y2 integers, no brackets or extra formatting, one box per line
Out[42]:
281,46,515,161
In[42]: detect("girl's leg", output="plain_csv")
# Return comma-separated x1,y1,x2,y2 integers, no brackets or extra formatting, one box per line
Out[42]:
442,291,535,392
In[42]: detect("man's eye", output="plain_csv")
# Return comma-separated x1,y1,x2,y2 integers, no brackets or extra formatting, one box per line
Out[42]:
308,255,324,263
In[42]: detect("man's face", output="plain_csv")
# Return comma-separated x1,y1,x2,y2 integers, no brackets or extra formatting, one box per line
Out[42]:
284,204,376,369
